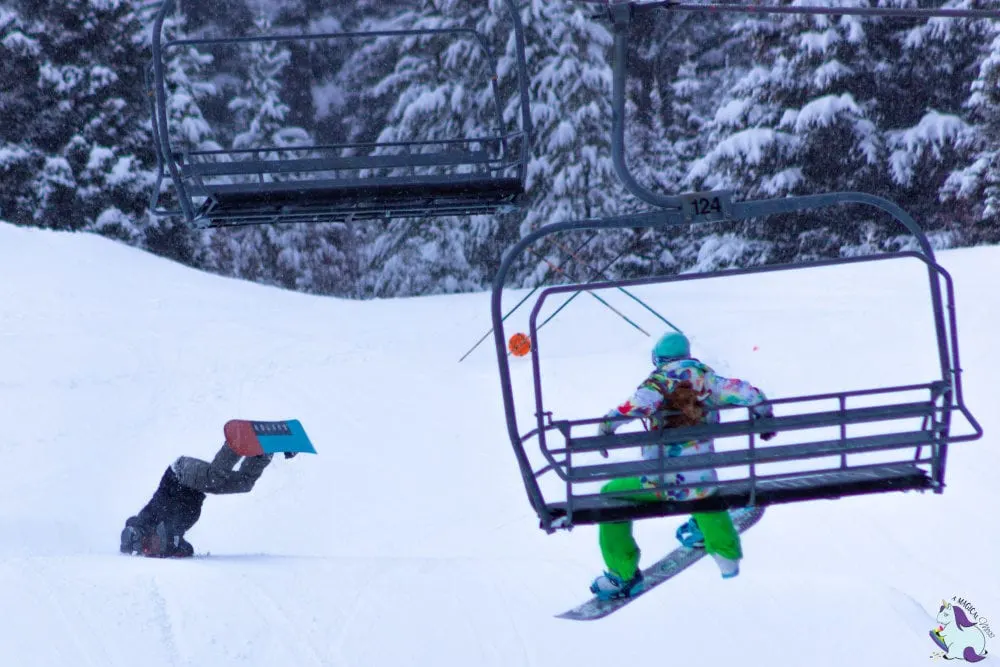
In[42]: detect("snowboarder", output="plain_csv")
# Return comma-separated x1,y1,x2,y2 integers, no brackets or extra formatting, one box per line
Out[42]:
589,331,776,600
120,442,293,558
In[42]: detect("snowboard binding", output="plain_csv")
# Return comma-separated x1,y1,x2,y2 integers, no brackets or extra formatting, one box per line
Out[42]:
676,517,705,549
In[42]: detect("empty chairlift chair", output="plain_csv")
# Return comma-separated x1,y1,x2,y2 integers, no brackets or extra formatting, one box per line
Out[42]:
147,0,532,228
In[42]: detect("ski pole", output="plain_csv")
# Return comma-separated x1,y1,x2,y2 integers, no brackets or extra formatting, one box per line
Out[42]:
535,234,646,335
528,246,650,336
549,236,682,333
459,284,543,362
458,231,600,362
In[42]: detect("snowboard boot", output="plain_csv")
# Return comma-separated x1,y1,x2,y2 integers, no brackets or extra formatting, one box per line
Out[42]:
590,569,645,601
173,535,195,558
120,518,144,555
711,553,740,579
676,517,705,549
143,521,194,558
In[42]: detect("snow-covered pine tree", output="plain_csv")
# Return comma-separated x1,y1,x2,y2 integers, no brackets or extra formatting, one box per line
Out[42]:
227,16,311,160
623,6,747,198
160,13,221,158
211,15,291,287
347,0,642,296
884,0,994,245
616,6,750,278
685,0,896,264
7,0,153,238
275,2,421,297
334,4,418,148
505,0,640,290
179,0,254,37
942,13,1000,240
618,11,683,204
345,1,498,297
210,15,354,295
269,0,333,134
0,6,45,225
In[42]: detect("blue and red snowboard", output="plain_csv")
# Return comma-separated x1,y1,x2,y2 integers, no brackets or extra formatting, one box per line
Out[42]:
224,419,317,457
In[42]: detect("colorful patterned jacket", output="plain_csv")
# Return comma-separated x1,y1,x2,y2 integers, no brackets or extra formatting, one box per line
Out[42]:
598,357,773,501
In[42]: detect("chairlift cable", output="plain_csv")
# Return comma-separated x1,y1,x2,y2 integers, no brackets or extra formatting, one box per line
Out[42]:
588,1,1000,20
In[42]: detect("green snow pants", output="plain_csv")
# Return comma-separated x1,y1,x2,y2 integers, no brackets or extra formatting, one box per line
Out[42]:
598,476,742,580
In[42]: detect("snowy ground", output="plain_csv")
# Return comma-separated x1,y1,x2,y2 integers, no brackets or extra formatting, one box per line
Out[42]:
0,221,996,666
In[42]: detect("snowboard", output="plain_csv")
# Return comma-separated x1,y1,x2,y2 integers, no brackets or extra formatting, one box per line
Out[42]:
556,505,765,621
223,419,317,457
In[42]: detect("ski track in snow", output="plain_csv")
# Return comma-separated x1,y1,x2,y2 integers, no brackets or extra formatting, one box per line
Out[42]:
490,570,533,667
240,572,328,666
147,576,182,667
26,560,106,667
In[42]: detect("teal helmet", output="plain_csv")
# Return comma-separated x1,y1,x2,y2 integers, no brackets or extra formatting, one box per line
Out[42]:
651,331,690,366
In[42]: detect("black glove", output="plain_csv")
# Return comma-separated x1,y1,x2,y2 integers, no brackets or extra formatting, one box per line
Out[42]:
284,451,298,459
751,407,776,441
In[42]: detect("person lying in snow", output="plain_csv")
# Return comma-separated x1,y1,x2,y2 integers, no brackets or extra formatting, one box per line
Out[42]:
120,442,293,558
589,331,776,600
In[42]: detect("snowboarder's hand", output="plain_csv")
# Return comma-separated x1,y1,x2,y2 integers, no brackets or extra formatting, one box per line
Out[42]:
596,421,615,457
284,451,297,459
751,405,775,441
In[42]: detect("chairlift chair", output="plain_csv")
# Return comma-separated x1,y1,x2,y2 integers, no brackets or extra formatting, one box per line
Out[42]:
492,1,992,533
147,0,532,228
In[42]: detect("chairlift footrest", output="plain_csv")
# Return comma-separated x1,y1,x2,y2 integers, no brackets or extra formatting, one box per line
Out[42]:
547,463,932,526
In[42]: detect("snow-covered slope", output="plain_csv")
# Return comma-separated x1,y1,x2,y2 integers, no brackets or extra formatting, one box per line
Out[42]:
0,222,995,666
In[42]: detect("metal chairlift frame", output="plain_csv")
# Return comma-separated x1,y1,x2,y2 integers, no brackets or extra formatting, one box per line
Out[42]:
147,0,532,228
492,1,992,533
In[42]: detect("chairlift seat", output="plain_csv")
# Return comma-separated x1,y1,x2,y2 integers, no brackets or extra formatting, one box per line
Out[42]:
176,147,526,226
190,175,525,226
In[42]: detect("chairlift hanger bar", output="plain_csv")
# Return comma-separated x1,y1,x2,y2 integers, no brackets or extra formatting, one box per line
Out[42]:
589,1,1000,20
